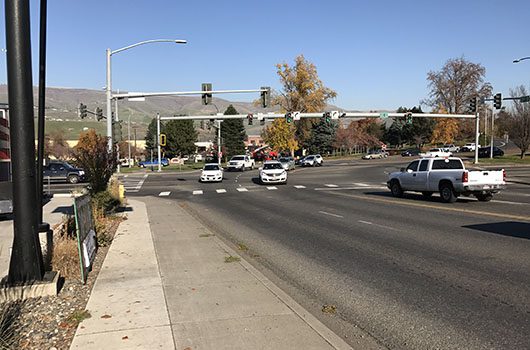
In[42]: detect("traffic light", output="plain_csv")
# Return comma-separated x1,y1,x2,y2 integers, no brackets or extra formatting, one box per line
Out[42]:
285,112,293,123
247,114,253,125
79,103,87,119
493,93,502,110
202,83,212,105
96,107,104,121
261,87,271,108
323,112,331,124
159,133,166,146
112,120,123,143
405,112,413,124
468,97,477,113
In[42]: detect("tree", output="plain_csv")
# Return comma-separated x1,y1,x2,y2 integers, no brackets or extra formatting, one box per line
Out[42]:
386,106,434,147
308,120,337,154
72,130,116,194
262,118,298,156
430,105,459,144
333,121,357,154
44,129,71,159
144,118,158,156
273,55,337,148
497,85,530,158
221,105,246,158
164,120,198,158
425,57,492,141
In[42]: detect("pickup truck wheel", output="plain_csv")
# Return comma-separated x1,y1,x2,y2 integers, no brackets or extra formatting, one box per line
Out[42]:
439,183,457,203
390,180,403,198
476,193,493,202
68,174,79,184
422,191,433,198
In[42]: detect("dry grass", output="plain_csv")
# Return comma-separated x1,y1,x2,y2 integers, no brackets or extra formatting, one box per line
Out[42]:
0,302,22,349
51,236,80,280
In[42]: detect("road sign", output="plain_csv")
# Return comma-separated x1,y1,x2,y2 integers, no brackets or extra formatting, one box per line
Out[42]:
293,111,301,121
379,112,389,119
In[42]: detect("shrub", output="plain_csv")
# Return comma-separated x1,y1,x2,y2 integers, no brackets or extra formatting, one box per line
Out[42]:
51,236,80,279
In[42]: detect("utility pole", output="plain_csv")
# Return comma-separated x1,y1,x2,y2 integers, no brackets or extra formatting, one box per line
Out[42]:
217,120,222,165
115,97,120,173
5,0,45,283
128,114,132,167
474,111,480,164
490,107,495,159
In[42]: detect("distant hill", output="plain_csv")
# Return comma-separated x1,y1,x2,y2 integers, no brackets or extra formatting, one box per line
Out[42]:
0,85,355,141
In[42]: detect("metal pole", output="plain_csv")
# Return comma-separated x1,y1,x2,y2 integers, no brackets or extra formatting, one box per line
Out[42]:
474,112,480,164
5,0,44,283
115,97,120,173
128,114,131,167
490,108,495,159
106,48,113,150
36,0,47,229
157,113,161,172
217,120,222,165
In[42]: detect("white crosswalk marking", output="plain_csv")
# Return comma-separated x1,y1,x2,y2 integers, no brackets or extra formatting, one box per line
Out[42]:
267,186,278,190
159,191,171,196
294,185,306,189
192,190,203,195
324,184,338,188
216,189,227,193
236,188,248,192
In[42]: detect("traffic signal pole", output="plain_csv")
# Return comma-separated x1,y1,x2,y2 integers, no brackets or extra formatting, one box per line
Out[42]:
5,0,45,283
475,112,480,164
157,113,162,172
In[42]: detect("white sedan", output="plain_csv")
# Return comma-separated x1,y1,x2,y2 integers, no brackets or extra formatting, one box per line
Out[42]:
259,161,287,184
199,163,223,182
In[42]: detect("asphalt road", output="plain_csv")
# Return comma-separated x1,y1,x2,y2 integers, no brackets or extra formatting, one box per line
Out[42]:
127,158,530,349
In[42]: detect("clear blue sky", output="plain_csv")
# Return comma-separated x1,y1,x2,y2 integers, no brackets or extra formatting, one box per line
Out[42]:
1,0,529,111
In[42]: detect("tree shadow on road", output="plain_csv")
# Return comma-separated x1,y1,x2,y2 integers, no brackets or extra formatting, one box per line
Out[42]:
462,221,530,240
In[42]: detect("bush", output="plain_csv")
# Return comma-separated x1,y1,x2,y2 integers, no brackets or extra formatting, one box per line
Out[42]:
91,191,120,215
51,236,80,279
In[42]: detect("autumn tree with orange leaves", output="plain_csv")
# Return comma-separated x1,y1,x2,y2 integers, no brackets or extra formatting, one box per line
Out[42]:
430,106,459,144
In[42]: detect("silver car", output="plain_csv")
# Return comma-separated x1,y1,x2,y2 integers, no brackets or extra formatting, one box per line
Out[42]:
278,157,295,171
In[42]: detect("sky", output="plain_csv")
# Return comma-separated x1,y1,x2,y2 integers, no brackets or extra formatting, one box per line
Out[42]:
1,0,529,111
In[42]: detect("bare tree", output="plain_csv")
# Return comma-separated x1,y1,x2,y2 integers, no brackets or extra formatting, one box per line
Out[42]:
497,86,530,159
425,57,492,114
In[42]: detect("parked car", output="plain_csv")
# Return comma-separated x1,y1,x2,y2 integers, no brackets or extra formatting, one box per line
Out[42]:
43,161,86,184
362,150,388,159
478,146,504,158
227,155,255,171
301,154,323,166
387,157,506,202
259,161,287,184
138,158,169,167
460,143,480,152
420,148,452,158
401,149,420,157
199,163,223,182
442,144,460,153
278,157,295,171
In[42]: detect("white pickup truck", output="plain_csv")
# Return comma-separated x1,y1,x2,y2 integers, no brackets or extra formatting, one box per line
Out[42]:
387,157,506,203
227,155,255,171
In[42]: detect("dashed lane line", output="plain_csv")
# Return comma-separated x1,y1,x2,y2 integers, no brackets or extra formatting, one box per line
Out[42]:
159,191,171,196
294,185,306,189
216,189,227,193
324,184,339,188
267,186,278,190
236,188,248,192
318,211,344,218
192,190,203,195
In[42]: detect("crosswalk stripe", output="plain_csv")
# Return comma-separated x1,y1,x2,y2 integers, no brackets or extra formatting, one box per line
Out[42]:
236,188,248,192
294,185,306,189
267,186,278,190
216,189,227,193
159,191,170,196
324,184,338,187
193,190,203,195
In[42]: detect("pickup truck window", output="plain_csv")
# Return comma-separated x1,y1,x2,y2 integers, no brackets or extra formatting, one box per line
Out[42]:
419,160,429,171
431,159,463,170
406,160,419,172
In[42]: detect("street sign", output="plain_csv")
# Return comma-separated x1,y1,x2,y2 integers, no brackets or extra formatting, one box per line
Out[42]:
293,111,301,121
379,112,389,119
331,111,340,120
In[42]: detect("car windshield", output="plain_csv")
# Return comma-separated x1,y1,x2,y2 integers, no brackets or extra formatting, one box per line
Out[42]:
279,158,289,163
263,163,283,170
231,156,244,161
203,165,219,171
305,156,314,160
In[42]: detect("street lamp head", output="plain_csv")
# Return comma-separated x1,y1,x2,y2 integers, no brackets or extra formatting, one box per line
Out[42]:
513,59,520,63
174,40,187,44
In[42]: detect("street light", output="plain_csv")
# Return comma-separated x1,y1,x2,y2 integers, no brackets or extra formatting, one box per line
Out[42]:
513,56,530,63
106,39,187,150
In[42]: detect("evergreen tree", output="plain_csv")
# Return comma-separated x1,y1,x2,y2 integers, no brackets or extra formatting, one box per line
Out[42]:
164,120,197,158
144,118,158,156
221,105,247,158
308,120,337,154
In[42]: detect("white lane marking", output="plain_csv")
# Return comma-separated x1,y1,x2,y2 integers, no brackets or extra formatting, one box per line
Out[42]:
491,200,528,205
125,189,139,193
192,190,203,195
236,188,248,192
159,191,171,196
267,186,278,190
318,211,344,218
358,220,399,231
315,186,387,191
216,189,227,193
294,185,306,189
354,183,370,187
324,184,339,187
135,173,149,190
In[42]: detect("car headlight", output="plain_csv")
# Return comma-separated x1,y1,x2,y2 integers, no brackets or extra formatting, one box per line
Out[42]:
79,171,85,175
281,171,286,176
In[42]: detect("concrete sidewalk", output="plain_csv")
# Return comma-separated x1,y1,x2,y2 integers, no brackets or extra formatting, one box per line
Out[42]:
70,198,353,349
